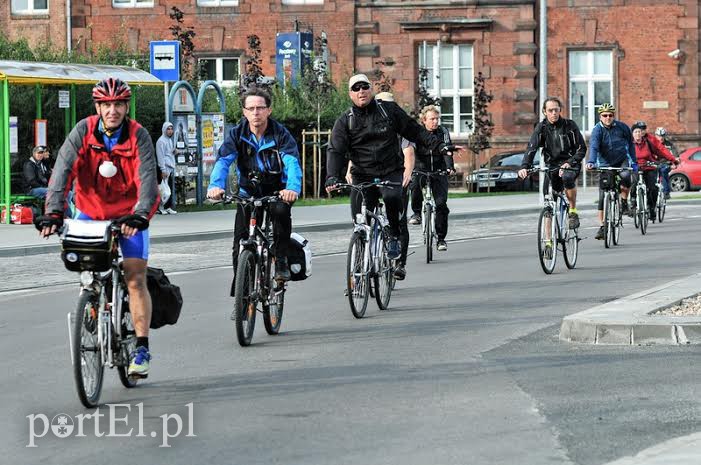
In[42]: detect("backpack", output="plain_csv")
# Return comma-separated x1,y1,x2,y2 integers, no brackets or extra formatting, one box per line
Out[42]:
146,267,183,329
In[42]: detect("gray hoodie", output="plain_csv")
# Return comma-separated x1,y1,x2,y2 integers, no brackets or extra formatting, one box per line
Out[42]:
156,122,176,175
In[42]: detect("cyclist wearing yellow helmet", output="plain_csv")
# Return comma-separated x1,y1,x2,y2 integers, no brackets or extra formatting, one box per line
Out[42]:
586,103,637,240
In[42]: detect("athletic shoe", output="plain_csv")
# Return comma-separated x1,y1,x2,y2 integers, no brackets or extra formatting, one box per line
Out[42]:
387,238,401,260
595,225,605,240
393,264,406,280
437,240,448,251
128,346,151,378
408,214,421,225
568,212,580,229
165,208,178,215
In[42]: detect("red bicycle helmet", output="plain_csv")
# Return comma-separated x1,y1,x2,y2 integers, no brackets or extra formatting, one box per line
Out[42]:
92,77,132,103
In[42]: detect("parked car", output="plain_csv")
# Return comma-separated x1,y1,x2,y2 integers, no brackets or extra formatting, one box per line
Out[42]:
466,151,540,192
670,146,701,191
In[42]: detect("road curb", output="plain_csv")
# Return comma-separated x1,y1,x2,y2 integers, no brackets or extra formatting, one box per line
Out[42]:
559,273,701,345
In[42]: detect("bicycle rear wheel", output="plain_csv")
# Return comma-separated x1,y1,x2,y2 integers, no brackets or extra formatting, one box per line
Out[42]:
73,290,105,408
263,255,285,335
537,208,557,274
424,204,433,264
234,249,257,346
373,233,394,310
347,232,370,318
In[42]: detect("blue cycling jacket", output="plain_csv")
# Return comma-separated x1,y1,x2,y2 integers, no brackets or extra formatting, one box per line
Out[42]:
209,117,302,197
587,120,637,168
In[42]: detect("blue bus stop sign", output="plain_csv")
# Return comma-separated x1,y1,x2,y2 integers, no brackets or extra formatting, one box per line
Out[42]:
150,41,180,82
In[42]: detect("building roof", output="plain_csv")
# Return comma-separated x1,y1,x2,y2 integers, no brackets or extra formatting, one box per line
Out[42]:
0,60,162,86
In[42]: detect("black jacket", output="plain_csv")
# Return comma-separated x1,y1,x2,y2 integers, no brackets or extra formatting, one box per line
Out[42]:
415,125,453,171
326,100,445,179
522,117,587,168
22,158,51,193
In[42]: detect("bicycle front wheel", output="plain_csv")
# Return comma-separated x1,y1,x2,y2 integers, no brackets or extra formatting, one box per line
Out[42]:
640,194,648,235
563,227,579,269
234,249,257,346
263,255,285,335
73,290,105,408
373,233,394,310
537,208,557,274
424,204,433,264
347,232,370,318
603,195,613,248
117,305,139,388
612,197,621,245
658,193,666,223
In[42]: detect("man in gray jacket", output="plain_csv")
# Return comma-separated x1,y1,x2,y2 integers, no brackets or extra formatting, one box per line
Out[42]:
156,122,177,214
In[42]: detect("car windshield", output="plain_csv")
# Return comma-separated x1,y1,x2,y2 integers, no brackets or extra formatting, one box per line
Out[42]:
497,154,523,166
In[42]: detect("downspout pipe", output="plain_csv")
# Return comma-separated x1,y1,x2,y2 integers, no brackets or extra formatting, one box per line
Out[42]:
66,0,72,52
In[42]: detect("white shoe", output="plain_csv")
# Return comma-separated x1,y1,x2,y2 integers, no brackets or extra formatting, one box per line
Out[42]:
158,207,168,215
165,208,178,215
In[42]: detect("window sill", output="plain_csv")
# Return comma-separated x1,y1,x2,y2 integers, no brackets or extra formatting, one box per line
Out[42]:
10,13,50,20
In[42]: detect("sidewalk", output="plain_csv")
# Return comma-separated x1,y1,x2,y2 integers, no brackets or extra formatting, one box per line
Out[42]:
1,190,698,257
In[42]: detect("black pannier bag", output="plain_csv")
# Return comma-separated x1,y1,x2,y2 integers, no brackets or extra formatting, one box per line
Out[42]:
288,232,312,281
599,171,616,190
147,267,183,329
60,219,115,272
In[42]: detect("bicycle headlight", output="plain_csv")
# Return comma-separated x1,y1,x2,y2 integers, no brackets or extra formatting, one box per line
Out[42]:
80,271,95,287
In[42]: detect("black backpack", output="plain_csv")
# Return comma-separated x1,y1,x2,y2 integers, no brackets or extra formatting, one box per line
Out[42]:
146,267,183,329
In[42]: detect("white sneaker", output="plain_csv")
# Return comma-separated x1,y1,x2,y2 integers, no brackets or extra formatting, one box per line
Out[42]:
158,207,168,215
165,208,178,215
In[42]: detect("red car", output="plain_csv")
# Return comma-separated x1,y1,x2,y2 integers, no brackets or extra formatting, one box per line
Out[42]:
670,146,701,191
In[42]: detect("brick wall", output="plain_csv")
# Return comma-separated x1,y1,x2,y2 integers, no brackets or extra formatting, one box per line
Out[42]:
4,0,67,50
71,0,356,86
548,0,700,149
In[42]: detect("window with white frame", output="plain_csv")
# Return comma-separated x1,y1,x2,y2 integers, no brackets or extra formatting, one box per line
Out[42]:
197,0,238,6
569,50,613,132
282,0,323,4
11,0,48,14
113,0,153,7
418,43,474,136
199,57,241,86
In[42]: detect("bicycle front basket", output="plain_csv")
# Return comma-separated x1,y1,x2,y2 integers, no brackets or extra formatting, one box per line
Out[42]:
60,219,115,272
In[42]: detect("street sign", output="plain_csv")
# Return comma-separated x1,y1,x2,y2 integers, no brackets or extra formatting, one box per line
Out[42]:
149,41,180,82
58,90,70,108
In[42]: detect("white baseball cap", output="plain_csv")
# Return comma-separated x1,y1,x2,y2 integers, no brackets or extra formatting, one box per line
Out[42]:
348,74,371,90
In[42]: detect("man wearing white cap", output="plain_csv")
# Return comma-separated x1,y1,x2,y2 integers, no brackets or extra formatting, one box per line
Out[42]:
326,74,454,263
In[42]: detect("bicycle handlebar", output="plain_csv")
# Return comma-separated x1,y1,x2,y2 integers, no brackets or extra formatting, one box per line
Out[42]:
328,180,401,193
413,169,450,177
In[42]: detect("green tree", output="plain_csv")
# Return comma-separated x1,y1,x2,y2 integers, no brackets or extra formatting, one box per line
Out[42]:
467,72,495,191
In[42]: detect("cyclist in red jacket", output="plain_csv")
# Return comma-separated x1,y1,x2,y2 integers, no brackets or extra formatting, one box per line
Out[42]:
630,121,679,221
36,77,159,378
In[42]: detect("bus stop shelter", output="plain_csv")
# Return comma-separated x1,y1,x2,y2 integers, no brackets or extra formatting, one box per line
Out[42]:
0,60,163,223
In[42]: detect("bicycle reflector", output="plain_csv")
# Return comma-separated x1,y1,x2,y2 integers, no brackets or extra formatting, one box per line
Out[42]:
355,213,366,225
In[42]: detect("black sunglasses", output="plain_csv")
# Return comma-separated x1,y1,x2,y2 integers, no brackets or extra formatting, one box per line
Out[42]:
351,82,371,92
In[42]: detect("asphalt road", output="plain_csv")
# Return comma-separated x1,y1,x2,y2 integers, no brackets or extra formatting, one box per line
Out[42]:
3,204,701,465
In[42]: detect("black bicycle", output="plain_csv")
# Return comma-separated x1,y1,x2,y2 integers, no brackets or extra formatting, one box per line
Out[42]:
60,219,138,408
592,167,631,248
330,181,399,318
412,169,449,264
526,167,580,274
229,194,287,346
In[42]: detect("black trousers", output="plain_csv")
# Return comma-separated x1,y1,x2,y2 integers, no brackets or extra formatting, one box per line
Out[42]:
231,186,293,274
350,171,407,264
410,173,450,240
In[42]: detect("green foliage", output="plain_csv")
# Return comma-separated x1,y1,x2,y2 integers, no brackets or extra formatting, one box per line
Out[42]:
467,72,494,155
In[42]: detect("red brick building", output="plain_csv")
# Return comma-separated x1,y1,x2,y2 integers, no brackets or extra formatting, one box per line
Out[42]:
4,0,68,50
6,0,701,169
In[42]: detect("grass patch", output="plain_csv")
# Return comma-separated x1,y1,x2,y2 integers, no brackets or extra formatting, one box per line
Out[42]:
673,193,701,200
173,190,531,213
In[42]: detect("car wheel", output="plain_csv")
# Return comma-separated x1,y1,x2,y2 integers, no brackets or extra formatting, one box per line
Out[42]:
670,174,689,192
